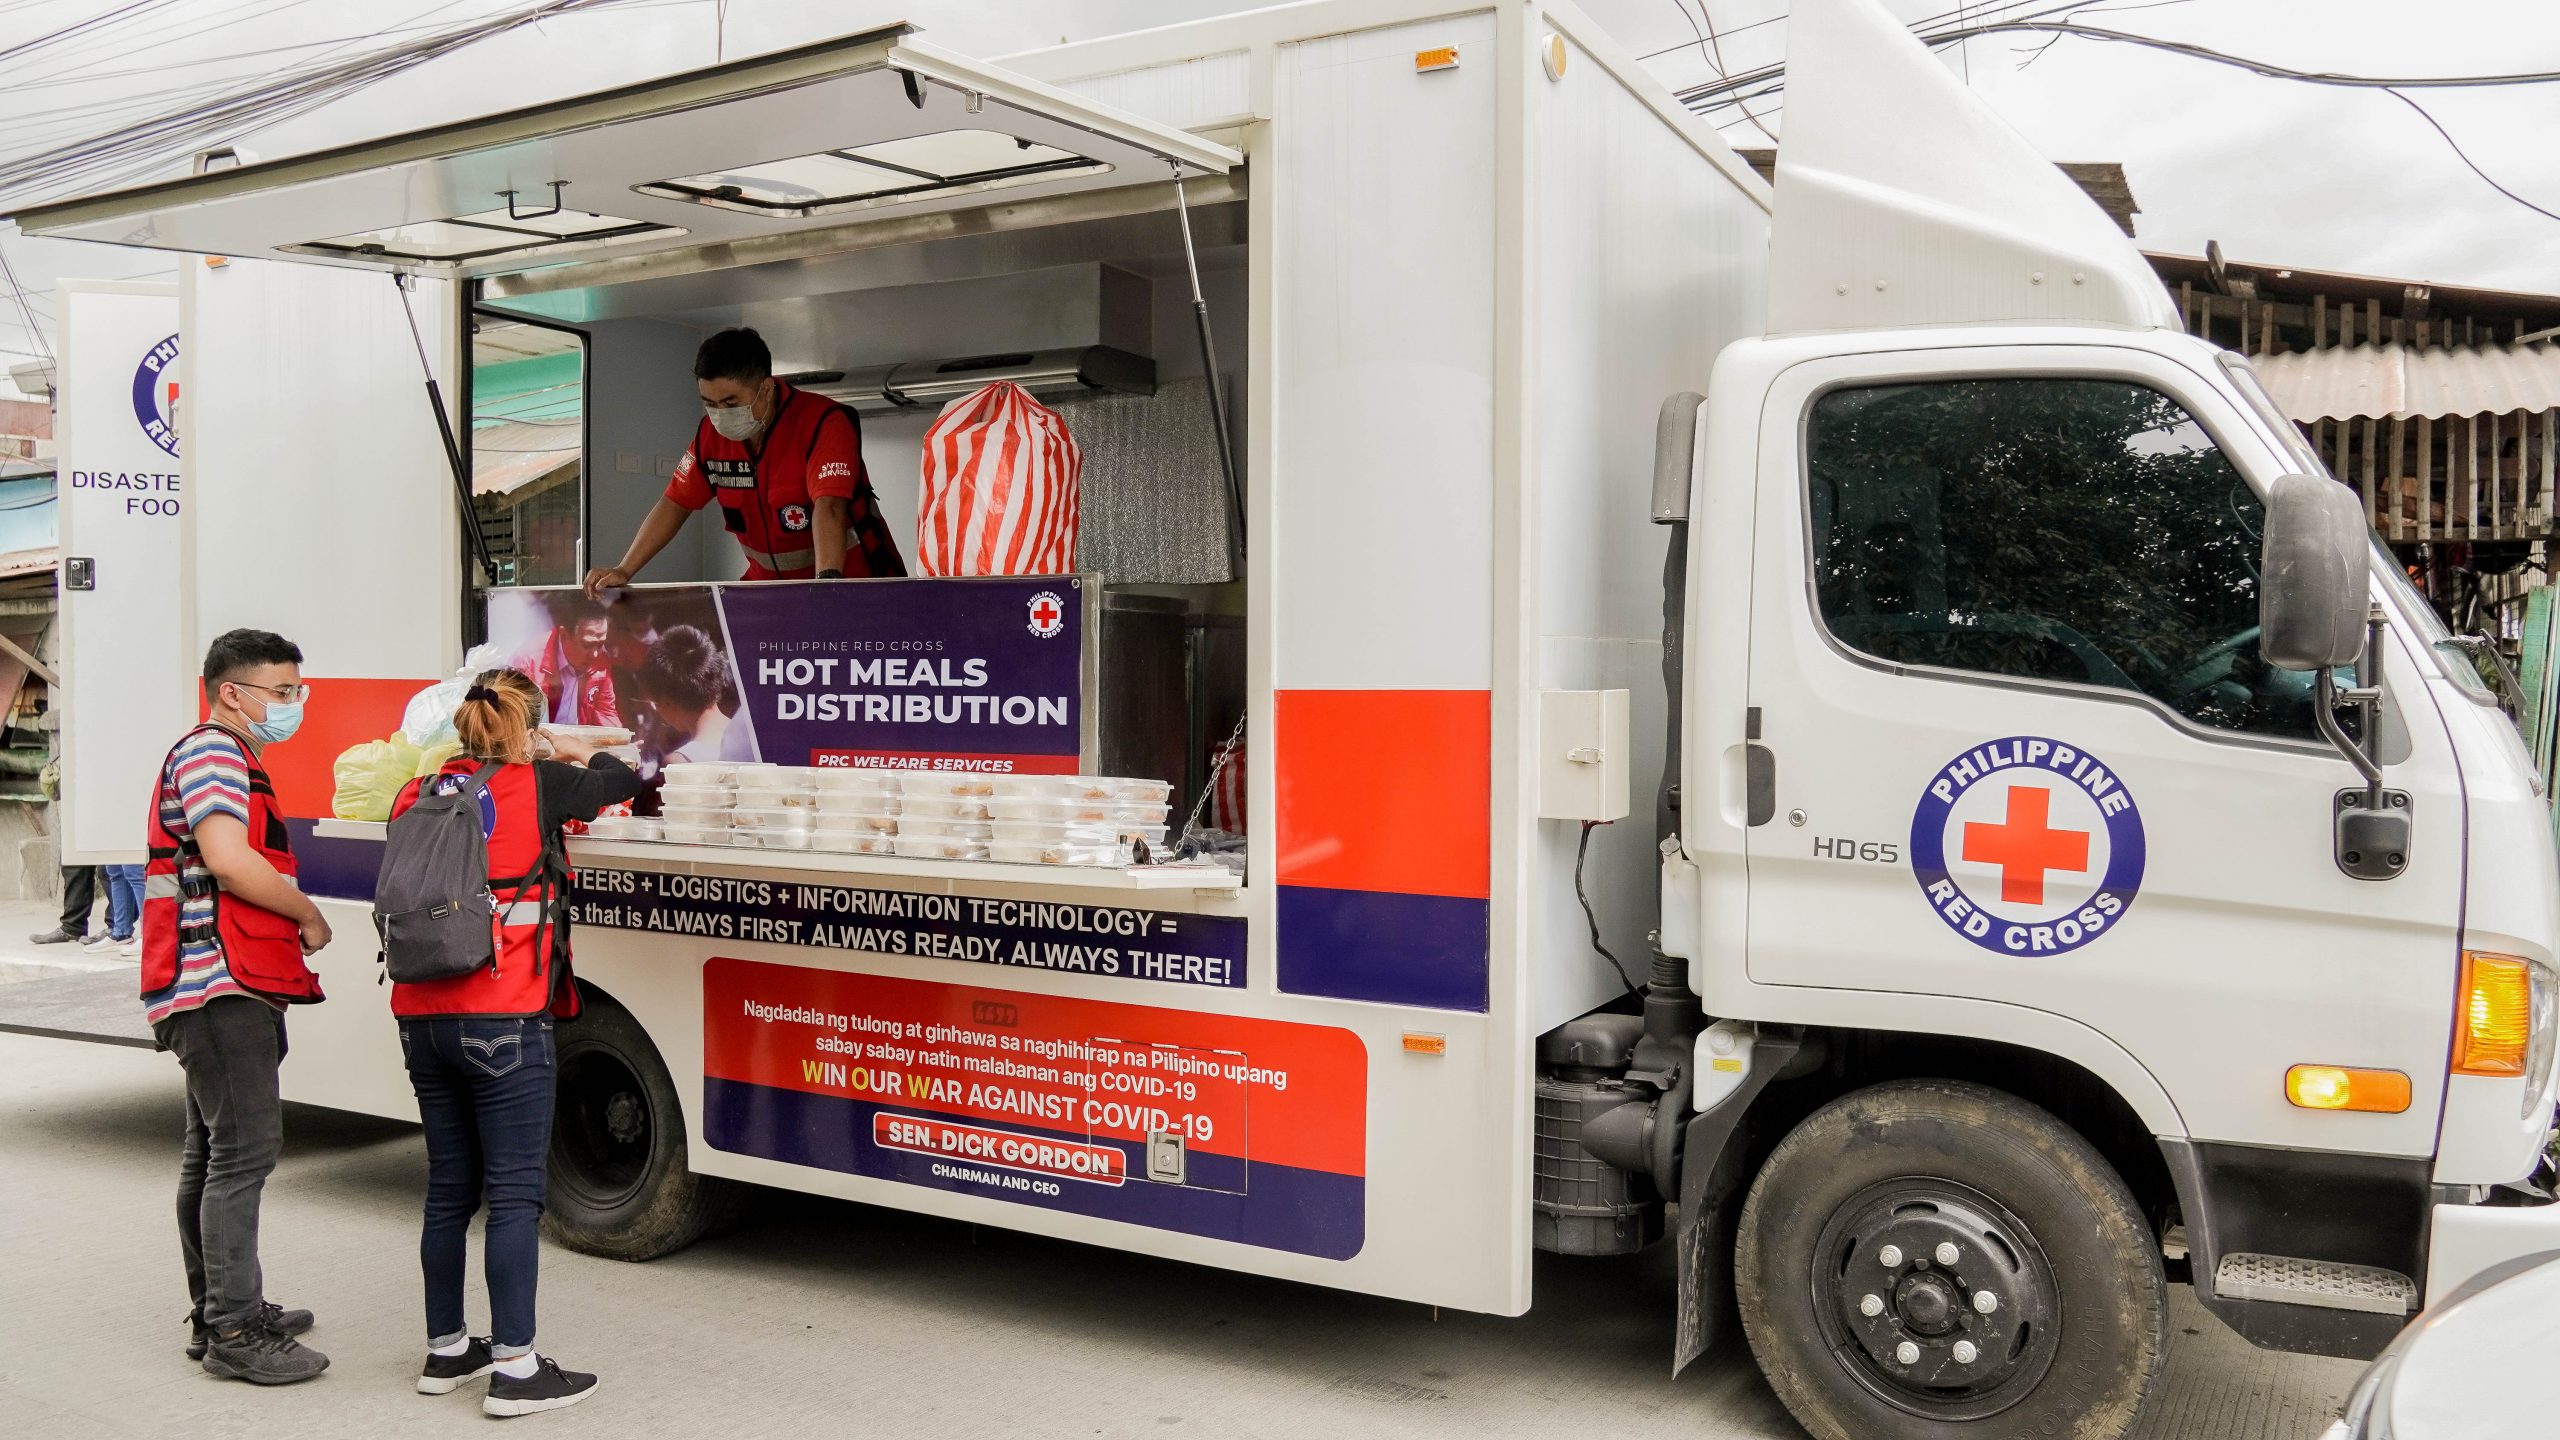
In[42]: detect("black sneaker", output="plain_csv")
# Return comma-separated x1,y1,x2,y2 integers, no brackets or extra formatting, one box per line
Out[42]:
28,926,78,945
185,1301,312,1360
418,1337,495,1395
201,1314,329,1385
482,1356,598,1417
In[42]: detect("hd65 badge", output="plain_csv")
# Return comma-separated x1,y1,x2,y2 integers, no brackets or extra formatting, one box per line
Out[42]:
1909,735,2145,957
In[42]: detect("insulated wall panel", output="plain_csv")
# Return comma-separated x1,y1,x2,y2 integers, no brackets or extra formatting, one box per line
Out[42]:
1527,28,1770,1029
1271,15,1496,1009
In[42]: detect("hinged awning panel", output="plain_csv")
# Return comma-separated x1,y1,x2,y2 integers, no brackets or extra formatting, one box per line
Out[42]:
11,25,1237,278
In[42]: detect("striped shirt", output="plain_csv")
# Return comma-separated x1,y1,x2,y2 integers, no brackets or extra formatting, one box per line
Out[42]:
141,727,276,1025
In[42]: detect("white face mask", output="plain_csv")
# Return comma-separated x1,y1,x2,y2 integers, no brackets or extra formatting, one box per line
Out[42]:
705,389,763,441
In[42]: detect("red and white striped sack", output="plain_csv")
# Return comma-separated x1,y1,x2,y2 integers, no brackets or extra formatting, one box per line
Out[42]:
1208,733,1246,833
915,381,1082,576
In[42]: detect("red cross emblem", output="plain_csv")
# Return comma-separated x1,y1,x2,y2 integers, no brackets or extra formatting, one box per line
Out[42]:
1031,598,1059,627
1961,785,2089,905
1026,590,1065,638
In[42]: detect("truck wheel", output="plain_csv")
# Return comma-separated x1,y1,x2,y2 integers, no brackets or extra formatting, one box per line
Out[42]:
544,995,745,1261
1734,1080,2163,1440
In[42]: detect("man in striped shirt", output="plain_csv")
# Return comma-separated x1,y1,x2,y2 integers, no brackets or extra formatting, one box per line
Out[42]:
147,629,333,1385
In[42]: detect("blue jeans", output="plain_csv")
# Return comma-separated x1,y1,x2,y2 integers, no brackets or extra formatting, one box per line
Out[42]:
399,1015,555,1355
103,863,144,941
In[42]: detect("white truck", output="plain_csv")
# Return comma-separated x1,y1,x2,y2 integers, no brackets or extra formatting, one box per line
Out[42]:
16,1,2558,1436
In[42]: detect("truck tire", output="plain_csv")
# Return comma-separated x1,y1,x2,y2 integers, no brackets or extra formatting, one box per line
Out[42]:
543,995,745,1261
1734,1079,2163,1440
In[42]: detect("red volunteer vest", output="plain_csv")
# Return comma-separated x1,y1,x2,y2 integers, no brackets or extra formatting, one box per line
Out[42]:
386,761,582,1020
142,724,322,1004
692,383,901,580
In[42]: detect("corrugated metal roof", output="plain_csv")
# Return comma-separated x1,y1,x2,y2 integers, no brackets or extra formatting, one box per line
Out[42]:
2256,342,2560,422
471,418,577,498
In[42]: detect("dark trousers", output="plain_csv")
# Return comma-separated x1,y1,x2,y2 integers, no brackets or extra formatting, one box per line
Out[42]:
400,1015,556,1355
60,863,97,936
154,995,287,1333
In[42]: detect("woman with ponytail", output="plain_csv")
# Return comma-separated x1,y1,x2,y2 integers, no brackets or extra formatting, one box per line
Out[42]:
384,668,639,1416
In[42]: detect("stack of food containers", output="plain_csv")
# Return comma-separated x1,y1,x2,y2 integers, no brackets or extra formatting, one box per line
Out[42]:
986,775,1172,865
808,769,901,854
588,765,1173,867
892,774,995,859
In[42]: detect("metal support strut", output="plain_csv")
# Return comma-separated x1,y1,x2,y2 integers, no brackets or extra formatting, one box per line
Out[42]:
391,273,494,587
1170,160,1246,569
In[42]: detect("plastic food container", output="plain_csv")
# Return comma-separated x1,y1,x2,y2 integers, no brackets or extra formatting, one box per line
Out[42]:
892,835,989,860
897,816,994,841
730,806,813,834
810,829,899,854
1056,776,1175,805
656,783,735,808
734,783,818,810
661,762,739,786
989,820,1169,848
658,805,735,830
583,816,664,842
809,768,900,796
1061,800,1171,827
898,772,998,799
810,806,899,835
758,830,814,850
989,839,1131,867
988,774,1073,799
660,822,735,847
900,795,990,822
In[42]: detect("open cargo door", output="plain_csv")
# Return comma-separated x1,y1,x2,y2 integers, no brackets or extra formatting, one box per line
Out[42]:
9,23,1237,276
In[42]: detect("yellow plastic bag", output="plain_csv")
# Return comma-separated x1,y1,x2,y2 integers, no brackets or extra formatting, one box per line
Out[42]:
411,740,464,779
331,738,424,821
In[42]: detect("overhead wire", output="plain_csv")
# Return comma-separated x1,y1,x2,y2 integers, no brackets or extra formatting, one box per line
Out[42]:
1674,13,2560,224
0,0,657,209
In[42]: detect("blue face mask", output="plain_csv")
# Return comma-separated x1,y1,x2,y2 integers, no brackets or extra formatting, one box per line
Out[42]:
247,697,304,745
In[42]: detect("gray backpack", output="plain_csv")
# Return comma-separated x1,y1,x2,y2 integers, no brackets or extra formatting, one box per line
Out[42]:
374,763,508,984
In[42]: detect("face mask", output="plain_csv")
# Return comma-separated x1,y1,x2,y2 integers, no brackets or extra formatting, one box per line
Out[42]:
706,389,763,441
246,696,304,745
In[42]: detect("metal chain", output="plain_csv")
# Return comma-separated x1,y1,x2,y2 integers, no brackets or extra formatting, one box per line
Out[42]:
1176,712,1247,853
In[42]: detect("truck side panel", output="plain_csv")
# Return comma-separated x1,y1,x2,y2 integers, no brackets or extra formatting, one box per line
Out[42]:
1525,16,1768,1031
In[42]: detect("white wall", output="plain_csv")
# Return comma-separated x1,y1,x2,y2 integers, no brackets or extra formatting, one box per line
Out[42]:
583,316,719,582
185,259,457,681
1528,30,1771,1030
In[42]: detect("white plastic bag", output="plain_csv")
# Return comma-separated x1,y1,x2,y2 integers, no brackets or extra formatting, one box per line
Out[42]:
401,643,509,748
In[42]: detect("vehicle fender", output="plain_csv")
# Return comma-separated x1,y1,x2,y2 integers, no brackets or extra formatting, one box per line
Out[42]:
1673,1030,1802,1375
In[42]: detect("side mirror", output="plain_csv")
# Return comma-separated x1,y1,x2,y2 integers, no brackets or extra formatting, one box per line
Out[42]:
2258,473,2369,671
2259,474,2410,881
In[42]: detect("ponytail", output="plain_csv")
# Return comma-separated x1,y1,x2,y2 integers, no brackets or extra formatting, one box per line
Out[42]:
454,668,544,763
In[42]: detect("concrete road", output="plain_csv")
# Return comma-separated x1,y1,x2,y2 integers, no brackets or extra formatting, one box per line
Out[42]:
0,1030,2360,1439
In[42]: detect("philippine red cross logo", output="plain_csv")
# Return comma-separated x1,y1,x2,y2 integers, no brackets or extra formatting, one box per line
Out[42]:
1909,735,2146,958
778,503,811,533
1026,590,1066,639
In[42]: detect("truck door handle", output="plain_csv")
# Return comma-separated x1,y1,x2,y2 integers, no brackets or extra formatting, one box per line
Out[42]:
1745,744,1775,827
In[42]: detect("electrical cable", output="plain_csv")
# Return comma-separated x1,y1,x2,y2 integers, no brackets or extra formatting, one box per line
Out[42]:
0,0,654,209
1576,821,1644,997
1675,15,2560,224
1690,0,1778,142
2379,86,2560,225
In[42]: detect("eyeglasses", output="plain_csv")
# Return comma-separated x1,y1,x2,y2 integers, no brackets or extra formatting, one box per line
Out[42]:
230,680,311,704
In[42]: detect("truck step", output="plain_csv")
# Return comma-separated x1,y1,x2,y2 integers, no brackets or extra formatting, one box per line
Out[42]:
2211,1252,2415,1315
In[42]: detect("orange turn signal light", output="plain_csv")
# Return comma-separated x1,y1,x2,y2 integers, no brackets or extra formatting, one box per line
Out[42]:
2285,1064,2411,1114
1415,46,1459,72
2454,952,2533,1077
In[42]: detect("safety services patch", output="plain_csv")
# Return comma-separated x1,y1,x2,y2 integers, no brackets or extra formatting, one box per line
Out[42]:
1909,735,2145,957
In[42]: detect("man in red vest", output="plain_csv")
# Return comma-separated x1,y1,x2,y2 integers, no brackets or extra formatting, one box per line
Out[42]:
142,628,332,1384
581,327,905,595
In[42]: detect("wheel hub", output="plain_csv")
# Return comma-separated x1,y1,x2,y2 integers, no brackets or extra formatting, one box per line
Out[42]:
1811,1180,2060,1421
604,1091,646,1145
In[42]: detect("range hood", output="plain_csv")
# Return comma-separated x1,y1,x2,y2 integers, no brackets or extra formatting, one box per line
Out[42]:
788,345,1155,414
